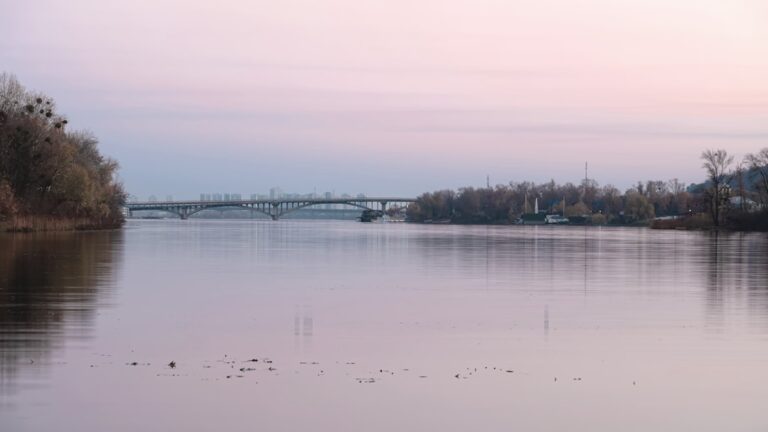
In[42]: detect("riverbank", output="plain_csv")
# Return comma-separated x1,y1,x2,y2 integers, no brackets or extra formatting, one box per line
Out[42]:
650,211,768,232
1,215,124,232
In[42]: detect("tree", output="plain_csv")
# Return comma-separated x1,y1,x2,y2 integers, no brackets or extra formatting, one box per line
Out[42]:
601,185,623,219
744,148,768,205
667,178,690,215
564,201,590,217
624,191,655,223
701,149,733,226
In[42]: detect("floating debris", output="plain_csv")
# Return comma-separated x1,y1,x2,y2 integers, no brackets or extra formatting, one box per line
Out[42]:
356,378,375,384
168,361,176,369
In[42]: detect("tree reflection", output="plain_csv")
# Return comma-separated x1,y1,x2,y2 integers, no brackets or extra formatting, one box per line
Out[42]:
0,231,123,393
705,232,768,330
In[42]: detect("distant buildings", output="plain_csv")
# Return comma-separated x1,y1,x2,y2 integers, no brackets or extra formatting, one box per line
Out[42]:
270,187,282,200
191,189,367,204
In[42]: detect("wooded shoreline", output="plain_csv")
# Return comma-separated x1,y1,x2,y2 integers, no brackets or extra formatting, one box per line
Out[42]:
0,73,126,232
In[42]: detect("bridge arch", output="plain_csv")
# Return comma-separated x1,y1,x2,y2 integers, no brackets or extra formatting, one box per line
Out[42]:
276,201,375,218
129,207,185,219
186,204,272,219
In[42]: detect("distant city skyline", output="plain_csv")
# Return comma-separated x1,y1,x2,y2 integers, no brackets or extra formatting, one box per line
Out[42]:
3,0,767,198
134,188,368,202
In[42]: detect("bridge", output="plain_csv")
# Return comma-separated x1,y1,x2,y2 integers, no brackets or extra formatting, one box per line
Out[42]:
124,197,416,221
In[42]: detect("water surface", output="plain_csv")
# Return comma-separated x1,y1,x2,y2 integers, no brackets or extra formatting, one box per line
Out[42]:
1,220,768,431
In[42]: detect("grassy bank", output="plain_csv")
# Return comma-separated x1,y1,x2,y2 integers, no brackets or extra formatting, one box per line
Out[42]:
651,211,768,232
1,215,123,232
650,214,713,230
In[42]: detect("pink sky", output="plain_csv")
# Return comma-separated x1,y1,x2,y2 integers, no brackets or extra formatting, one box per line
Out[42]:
3,0,767,197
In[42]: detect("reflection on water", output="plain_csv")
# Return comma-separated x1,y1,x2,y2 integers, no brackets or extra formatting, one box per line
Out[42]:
0,231,123,394
704,232,768,330
1,221,767,431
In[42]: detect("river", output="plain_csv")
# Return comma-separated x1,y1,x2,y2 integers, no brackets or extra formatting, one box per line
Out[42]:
1,220,767,431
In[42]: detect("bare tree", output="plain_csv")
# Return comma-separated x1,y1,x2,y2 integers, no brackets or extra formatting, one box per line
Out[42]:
701,149,734,226
744,148,768,205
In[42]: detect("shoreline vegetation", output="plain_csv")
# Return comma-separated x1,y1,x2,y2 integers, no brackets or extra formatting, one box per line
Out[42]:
406,149,768,232
0,73,125,232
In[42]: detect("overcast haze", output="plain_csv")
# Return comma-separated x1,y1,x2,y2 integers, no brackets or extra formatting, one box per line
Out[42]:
3,0,767,199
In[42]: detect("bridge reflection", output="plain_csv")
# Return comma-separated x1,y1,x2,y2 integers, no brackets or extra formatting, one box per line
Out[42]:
125,197,416,220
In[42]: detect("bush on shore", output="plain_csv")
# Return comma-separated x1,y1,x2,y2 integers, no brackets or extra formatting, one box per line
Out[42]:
650,213,713,230
726,211,768,231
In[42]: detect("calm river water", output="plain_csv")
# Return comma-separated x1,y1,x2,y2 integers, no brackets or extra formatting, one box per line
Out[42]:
1,220,768,431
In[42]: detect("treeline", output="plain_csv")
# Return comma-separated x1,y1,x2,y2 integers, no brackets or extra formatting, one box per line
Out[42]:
692,148,768,230
406,179,686,225
407,148,768,229
0,73,125,231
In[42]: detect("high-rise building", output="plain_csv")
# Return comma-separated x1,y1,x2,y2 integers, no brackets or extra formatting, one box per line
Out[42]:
270,187,282,200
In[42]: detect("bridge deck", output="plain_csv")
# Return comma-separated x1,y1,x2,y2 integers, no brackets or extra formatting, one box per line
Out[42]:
126,197,415,208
